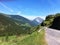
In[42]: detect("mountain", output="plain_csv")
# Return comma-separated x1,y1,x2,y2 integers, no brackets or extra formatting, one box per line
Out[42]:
9,15,44,26
0,13,33,36
9,15,36,26
32,17,44,25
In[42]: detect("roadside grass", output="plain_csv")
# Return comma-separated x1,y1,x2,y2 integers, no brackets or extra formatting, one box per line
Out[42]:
19,30,47,45
0,30,47,45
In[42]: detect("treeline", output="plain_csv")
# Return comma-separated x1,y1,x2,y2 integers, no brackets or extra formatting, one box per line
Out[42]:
41,13,60,30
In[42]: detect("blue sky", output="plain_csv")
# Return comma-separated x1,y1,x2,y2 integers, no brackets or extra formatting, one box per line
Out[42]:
0,0,60,20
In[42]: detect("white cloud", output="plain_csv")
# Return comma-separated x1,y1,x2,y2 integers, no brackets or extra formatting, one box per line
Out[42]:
0,2,14,12
25,16,46,20
15,11,46,20
0,2,46,20
20,14,46,20
16,11,21,15
0,10,4,12
0,10,6,13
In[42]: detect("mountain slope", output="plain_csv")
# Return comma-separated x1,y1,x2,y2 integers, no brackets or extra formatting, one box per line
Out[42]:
50,15,60,30
0,13,46,45
0,13,32,36
41,13,60,30
32,17,44,25
9,15,36,26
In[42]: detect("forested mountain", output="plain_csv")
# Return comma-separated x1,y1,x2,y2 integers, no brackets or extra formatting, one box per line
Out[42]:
0,13,34,36
10,15,44,26
9,15,36,26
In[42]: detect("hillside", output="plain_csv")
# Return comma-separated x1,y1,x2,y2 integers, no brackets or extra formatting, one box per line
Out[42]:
0,30,46,45
32,17,43,25
0,13,33,36
9,15,36,26
41,13,60,30
19,30,46,45
0,13,47,45
50,15,60,30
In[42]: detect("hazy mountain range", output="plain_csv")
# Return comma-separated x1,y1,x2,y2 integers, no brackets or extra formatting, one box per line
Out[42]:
9,15,44,26
32,17,43,25
0,13,43,35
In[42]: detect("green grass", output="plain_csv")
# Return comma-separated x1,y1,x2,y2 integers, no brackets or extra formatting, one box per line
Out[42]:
0,30,47,45
19,30,46,45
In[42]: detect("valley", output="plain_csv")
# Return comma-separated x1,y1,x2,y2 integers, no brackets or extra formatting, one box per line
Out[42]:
0,13,45,45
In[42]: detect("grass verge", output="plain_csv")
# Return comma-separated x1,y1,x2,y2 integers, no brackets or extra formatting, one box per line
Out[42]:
0,30,47,45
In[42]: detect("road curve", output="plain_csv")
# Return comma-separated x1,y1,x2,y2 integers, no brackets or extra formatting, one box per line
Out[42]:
45,28,60,45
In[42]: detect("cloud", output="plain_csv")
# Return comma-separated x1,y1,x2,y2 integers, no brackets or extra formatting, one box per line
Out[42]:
0,2,14,12
25,16,46,20
0,10,6,13
16,11,21,15
15,11,46,20
0,10,4,12
0,2,46,20
20,14,46,20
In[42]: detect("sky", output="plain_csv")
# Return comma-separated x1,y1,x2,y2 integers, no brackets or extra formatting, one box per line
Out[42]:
0,0,60,20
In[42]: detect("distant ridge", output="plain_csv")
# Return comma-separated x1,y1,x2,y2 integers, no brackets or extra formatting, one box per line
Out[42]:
9,15,36,26
32,17,44,25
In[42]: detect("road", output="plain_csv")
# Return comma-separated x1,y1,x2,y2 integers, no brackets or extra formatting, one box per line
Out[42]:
45,28,60,45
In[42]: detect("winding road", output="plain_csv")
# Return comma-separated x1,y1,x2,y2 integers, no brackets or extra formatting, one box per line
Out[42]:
45,28,60,45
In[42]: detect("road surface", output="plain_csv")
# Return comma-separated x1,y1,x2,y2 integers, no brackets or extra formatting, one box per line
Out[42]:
45,28,60,45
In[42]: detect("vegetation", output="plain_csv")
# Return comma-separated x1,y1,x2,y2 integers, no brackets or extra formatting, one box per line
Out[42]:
0,30,46,45
41,13,60,30
50,15,60,30
0,13,33,36
10,15,36,26
0,13,46,45
41,15,54,26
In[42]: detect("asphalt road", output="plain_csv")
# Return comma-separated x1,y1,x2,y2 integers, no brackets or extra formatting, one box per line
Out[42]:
45,28,60,45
